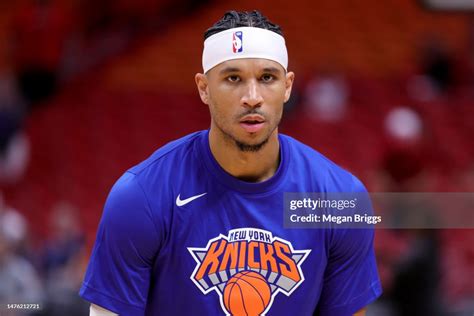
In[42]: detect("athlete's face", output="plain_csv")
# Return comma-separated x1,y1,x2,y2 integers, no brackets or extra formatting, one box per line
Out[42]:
195,58,294,151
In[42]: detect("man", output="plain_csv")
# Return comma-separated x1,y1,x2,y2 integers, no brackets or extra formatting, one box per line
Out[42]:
80,10,382,316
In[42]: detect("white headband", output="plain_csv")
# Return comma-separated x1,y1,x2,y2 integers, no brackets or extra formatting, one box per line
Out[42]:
202,27,288,73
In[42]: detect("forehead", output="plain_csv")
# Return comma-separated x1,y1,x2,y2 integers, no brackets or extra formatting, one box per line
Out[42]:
208,58,286,76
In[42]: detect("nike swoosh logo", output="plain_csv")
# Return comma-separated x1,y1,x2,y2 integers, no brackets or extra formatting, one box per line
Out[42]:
176,192,207,207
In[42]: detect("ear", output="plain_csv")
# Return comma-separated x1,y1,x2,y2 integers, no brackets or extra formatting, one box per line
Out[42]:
284,71,295,103
195,73,209,105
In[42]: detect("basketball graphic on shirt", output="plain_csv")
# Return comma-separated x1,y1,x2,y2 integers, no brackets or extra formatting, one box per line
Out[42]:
223,271,271,316
188,228,311,316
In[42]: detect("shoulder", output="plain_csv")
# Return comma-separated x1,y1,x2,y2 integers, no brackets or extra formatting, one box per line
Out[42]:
281,134,366,192
104,131,205,223
116,131,205,192
128,131,204,176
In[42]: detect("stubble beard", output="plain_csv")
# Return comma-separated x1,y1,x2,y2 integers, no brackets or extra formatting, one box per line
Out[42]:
235,137,270,152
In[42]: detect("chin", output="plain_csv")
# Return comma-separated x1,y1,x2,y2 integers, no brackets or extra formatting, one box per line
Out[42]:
234,134,271,152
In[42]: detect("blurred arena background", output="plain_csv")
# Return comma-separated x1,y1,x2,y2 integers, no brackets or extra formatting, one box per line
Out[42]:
0,0,473,315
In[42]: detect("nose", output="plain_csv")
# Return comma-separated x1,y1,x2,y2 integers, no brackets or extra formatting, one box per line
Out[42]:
241,79,263,108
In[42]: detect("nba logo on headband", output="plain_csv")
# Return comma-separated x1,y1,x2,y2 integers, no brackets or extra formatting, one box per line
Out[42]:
232,31,243,53
203,27,288,73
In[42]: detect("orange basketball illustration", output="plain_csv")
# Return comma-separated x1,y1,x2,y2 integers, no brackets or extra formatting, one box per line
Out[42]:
223,271,272,316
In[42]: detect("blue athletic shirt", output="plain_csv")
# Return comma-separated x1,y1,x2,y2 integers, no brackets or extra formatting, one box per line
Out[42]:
80,130,382,316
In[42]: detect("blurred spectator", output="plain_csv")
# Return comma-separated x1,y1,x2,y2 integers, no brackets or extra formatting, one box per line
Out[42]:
0,221,43,313
407,37,455,101
382,107,425,191
377,106,446,315
303,66,348,122
41,201,85,280
0,73,29,184
39,201,88,316
10,0,72,106
390,230,444,316
384,106,423,146
421,40,454,92
0,192,28,255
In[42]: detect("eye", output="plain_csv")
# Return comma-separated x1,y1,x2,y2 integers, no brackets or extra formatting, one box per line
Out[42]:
226,75,240,83
261,74,275,82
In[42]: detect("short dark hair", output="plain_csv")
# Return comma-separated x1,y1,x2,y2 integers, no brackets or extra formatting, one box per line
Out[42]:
204,10,283,40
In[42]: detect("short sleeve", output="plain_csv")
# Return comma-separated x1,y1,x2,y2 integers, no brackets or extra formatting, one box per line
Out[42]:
79,172,161,316
315,177,382,315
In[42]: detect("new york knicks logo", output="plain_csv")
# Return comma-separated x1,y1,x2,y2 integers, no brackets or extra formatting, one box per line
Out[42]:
232,31,243,53
188,228,311,315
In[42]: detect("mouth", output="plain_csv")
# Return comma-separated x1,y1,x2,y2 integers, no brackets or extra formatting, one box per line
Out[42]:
239,115,266,133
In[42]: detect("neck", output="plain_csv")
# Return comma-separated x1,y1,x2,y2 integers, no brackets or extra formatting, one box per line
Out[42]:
209,127,280,183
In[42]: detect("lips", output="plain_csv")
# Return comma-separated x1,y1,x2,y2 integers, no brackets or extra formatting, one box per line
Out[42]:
240,115,265,123
239,115,265,133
